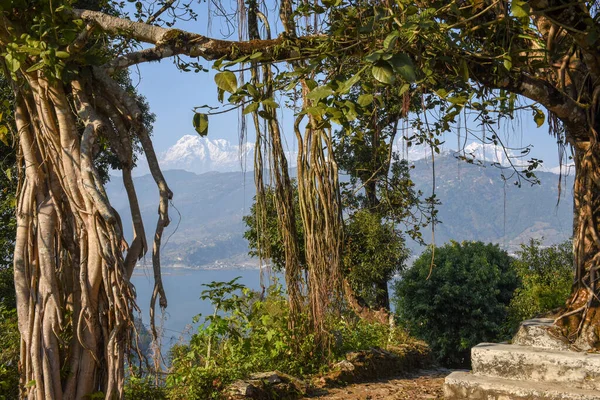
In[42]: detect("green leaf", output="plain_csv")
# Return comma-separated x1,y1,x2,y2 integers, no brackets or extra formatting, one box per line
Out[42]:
5,53,20,73
371,62,395,85
246,84,259,98
388,54,416,82
448,95,468,106
435,88,448,99
214,71,238,93
357,94,374,107
338,72,362,94
511,0,530,18
365,51,383,63
307,85,333,101
25,61,45,73
242,102,260,115
55,51,70,59
306,106,325,118
261,98,279,108
0,125,8,146
503,55,512,71
193,113,209,136
533,108,545,128
383,31,400,50
250,52,263,59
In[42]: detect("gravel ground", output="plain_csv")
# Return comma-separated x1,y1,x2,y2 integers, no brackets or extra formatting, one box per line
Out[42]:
303,369,450,399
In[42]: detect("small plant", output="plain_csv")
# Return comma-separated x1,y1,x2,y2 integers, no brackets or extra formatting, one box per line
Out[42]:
166,278,422,399
506,239,573,333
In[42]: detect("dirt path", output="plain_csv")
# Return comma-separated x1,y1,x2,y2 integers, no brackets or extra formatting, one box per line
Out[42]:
304,369,450,399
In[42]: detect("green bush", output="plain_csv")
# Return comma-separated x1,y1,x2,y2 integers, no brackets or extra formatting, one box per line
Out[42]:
166,279,320,399
343,209,409,309
166,278,419,399
506,239,573,332
0,305,19,400
393,241,518,367
124,374,166,400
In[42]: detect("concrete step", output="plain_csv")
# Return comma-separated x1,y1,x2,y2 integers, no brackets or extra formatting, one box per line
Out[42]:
444,371,600,400
471,343,600,391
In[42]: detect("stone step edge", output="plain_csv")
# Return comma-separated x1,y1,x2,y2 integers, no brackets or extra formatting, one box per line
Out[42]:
471,343,600,390
444,371,600,400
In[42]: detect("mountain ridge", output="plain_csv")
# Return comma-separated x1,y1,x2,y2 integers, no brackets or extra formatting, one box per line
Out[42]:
107,151,574,268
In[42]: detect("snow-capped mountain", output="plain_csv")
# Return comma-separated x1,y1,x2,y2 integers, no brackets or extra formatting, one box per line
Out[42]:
147,135,565,176
156,135,300,175
159,135,256,174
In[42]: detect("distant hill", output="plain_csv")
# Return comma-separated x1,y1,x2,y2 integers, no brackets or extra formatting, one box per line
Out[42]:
106,153,574,268
408,154,573,253
106,169,256,268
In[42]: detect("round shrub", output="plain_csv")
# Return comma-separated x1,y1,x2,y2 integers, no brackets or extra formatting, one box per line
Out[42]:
393,241,518,367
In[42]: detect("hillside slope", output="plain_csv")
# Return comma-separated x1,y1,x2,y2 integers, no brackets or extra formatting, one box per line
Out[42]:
106,155,574,267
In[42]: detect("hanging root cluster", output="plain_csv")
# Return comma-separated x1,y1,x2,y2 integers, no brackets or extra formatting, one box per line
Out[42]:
246,0,345,344
247,0,304,325
295,114,344,342
12,67,171,399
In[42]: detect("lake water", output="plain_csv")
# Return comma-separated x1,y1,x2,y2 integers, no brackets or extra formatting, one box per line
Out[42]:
131,266,398,351
131,267,271,349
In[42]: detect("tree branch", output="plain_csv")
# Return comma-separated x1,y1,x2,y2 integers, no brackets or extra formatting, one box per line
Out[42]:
72,9,317,71
529,0,600,80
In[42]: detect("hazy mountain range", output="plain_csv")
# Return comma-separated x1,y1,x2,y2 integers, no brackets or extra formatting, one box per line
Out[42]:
143,135,572,176
107,138,575,268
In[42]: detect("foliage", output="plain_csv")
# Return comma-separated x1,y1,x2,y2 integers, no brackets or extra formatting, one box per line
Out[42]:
394,241,518,367
166,278,417,399
0,306,19,400
244,175,413,309
343,209,409,308
506,239,573,332
243,182,306,271
124,374,166,400
0,65,17,400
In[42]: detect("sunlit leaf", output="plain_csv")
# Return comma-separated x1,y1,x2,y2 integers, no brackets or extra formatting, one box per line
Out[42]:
383,31,400,50
511,0,530,18
533,108,545,128
307,85,333,101
371,62,395,85
214,71,238,93
242,102,260,115
261,98,279,109
357,94,374,107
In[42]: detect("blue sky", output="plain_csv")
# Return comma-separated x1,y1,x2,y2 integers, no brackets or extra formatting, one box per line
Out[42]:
134,55,568,170
128,4,569,171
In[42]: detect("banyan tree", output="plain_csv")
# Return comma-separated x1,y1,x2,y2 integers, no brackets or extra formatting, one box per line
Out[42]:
3,0,600,398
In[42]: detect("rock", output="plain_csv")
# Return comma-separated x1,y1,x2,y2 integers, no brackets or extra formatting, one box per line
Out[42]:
226,371,307,400
322,343,432,385
512,318,570,350
334,360,355,372
443,320,600,399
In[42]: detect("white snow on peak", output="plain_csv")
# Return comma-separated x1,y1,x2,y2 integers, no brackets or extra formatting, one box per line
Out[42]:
158,135,299,174
159,135,256,174
459,142,514,165
144,135,566,177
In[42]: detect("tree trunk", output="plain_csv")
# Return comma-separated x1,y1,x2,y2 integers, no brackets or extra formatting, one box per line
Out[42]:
12,69,169,399
555,138,600,350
